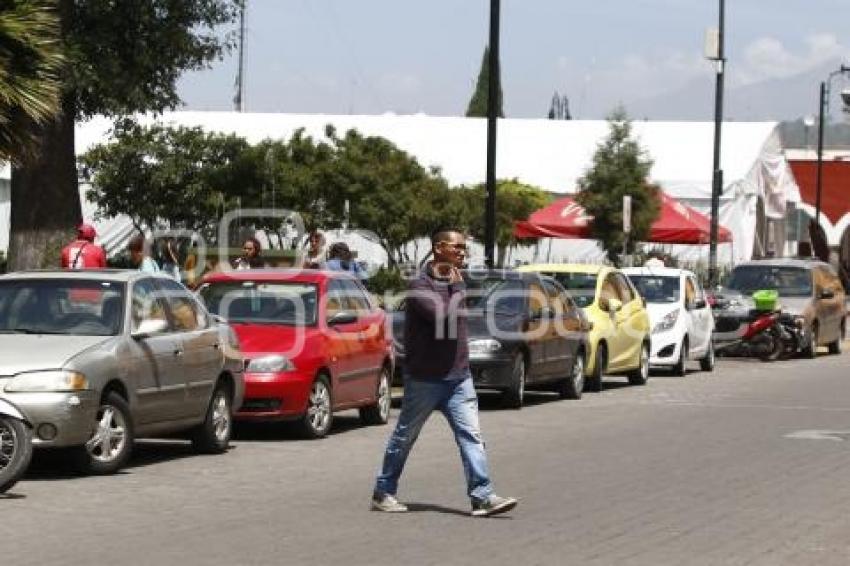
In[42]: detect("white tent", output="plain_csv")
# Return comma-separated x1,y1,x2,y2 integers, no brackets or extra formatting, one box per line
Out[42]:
0,112,800,265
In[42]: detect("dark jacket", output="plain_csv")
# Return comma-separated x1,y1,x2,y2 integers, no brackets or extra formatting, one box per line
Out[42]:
404,266,469,380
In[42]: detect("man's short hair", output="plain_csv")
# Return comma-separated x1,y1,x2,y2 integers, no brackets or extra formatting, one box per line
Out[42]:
430,226,463,245
128,234,146,253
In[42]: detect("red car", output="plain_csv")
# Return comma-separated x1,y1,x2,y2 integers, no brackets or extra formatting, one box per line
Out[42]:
197,269,393,438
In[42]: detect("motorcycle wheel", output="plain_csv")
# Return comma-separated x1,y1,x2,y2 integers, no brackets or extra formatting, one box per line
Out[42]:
0,415,33,494
758,326,784,362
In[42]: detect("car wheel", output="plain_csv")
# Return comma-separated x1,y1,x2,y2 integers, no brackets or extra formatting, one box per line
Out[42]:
74,392,134,475
299,374,333,439
501,353,526,409
699,340,716,372
628,342,650,385
673,338,688,377
802,323,818,359
557,351,585,400
360,366,392,425
585,343,606,392
0,415,33,494
191,381,233,454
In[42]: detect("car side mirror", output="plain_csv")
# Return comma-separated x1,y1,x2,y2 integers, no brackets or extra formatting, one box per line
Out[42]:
819,289,835,300
132,318,168,339
327,311,358,326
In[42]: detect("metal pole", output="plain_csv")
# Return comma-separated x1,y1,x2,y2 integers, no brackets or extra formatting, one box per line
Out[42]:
815,81,826,228
484,0,500,269
234,3,246,112
707,0,725,287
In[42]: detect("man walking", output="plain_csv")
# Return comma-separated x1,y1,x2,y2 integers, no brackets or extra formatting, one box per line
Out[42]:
371,228,517,517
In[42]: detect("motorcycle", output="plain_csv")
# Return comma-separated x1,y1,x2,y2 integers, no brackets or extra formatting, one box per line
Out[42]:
0,398,33,494
712,290,803,361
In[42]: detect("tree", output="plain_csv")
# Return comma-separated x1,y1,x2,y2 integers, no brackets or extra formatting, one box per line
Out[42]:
322,128,452,266
460,179,550,267
465,46,503,118
575,108,660,265
0,1,63,164
8,0,241,270
80,119,250,235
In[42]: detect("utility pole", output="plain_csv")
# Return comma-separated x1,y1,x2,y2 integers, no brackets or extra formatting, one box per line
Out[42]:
815,65,850,228
707,0,725,287
484,0,500,269
234,2,246,112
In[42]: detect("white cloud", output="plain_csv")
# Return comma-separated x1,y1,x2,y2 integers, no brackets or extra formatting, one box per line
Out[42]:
733,33,849,87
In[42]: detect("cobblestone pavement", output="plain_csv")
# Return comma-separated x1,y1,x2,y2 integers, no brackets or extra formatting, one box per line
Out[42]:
5,348,850,566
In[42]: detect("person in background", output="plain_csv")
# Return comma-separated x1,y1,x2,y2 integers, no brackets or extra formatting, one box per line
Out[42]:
326,241,367,280
233,237,264,270
128,234,160,273
303,231,325,269
61,223,107,269
371,227,518,517
160,238,182,280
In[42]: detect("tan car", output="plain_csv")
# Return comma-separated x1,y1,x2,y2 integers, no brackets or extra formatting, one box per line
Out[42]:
0,270,245,474
719,259,846,356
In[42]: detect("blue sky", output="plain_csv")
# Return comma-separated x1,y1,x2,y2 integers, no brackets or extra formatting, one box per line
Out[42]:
177,0,850,120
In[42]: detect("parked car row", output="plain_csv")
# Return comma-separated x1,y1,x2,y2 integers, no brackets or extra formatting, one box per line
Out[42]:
392,258,845,409
0,257,844,482
0,268,392,479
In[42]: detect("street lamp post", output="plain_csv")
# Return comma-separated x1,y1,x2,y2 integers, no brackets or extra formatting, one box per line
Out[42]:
484,0,500,269
815,64,850,228
707,0,725,288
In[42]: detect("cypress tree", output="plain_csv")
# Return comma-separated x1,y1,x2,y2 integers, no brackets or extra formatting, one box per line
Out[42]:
466,46,504,118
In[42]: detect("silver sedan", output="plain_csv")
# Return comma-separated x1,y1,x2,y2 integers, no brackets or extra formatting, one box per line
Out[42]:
0,270,244,474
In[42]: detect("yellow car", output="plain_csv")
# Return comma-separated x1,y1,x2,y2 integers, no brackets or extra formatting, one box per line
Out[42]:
518,264,651,391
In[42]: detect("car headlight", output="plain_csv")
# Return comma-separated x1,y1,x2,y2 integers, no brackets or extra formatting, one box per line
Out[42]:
246,355,296,373
4,370,89,393
469,339,502,354
652,309,680,335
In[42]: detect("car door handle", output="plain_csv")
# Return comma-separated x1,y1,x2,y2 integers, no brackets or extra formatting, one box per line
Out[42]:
212,342,220,350
173,349,184,357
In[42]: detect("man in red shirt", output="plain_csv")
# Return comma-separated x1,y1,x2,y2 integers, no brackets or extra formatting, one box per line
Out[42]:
61,223,107,269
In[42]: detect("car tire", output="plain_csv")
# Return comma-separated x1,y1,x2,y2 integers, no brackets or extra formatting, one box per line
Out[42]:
628,342,650,386
699,340,716,372
802,323,818,359
0,415,33,494
73,391,134,475
501,353,526,409
298,374,333,439
673,338,688,377
360,366,392,425
585,343,606,393
557,351,585,400
191,381,233,454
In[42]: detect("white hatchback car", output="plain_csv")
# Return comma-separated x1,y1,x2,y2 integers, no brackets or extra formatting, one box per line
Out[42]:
623,267,715,375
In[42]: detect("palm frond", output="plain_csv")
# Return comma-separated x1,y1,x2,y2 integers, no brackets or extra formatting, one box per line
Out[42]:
0,0,65,164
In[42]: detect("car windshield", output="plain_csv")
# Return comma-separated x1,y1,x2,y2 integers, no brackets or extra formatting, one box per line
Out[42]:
464,277,526,314
629,275,680,304
198,281,318,326
544,272,596,308
726,266,813,298
0,279,125,336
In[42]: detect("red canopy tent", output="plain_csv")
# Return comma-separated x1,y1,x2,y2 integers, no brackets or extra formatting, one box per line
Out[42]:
514,191,732,244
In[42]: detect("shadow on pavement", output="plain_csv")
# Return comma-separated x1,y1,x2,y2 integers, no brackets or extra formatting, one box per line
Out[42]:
0,492,26,500
404,502,472,517
233,412,373,442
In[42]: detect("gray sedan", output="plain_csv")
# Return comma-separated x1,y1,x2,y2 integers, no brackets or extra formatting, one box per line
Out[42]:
0,270,244,474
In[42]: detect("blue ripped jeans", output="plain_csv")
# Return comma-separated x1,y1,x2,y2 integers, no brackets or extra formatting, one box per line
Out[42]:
374,368,494,503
